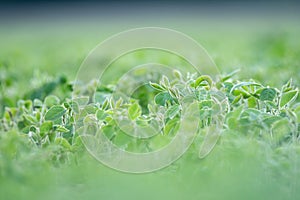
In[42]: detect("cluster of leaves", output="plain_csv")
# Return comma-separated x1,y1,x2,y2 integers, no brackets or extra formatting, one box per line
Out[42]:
221,75,300,144
0,96,83,164
1,69,299,163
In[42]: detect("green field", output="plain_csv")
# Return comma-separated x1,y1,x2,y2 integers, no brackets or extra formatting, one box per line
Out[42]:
1,12,300,200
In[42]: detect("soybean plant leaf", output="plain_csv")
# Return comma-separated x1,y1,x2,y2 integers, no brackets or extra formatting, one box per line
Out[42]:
173,69,182,79
94,92,111,104
71,101,80,113
40,121,53,134
45,105,66,121
128,102,141,120
83,104,97,114
154,91,173,106
22,126,30,134
254,88,264,96
225,105,243,120
55,137,71,150
260,88,276,101
231,94,242,105
54,125,69,133
240,108,261,121
23,114,37,124
165,105,180,119
96,109,107,121
33,99,43,108
280,89,299,108
232,89,250,98
149,82,165,91
44,95,60,108
102,125,116,140
73,96,89,106
227,117,238,130
265,101,277,109
230,82,261,94
262,116,282,128
164,118,179,135
247,96,257,108
24,100,33,110
194,75,213,88
223,82,234,93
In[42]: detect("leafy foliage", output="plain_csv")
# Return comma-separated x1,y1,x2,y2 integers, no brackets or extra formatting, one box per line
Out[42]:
1,68,299,161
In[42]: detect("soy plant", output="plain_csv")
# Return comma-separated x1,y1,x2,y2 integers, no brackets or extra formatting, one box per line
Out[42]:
144,70,299,148
74,80,182,154
221,75,299,145
75,70,228,156
0,95,82,163
1,68,299,163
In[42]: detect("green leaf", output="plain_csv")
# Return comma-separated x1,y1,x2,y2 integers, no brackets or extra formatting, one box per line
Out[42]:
154,91,173,106
55,137,71,150
71,101,80,113
24,100,33,110
232,94,242,105
173,69,182,79
4,107,17,121
102,125,116,140
164,118,179,135
96,109,107,121
230,82,261,94
128,102,142,120
40,121,53,134
94,92,111,104
44,95,60,107
44,105,66,121
247,96,257,108
193,75,213,88
280,89,299,108
102,98,110,110
225,105,243,121
83,104,97,114
262,116,282,128
21,126,30,134
149,82,165,91
165,105,180,119
240,108,261,122
260,88,276,101
73,96,89,106
223,82,234,92
232,89,250,98
54,125,69,133
23,114,37,125
33,99,43,108
265,101,277,109
83,114,97,125
227,117,238,130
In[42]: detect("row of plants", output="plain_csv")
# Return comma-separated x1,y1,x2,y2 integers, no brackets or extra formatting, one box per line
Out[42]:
1,68,299,164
